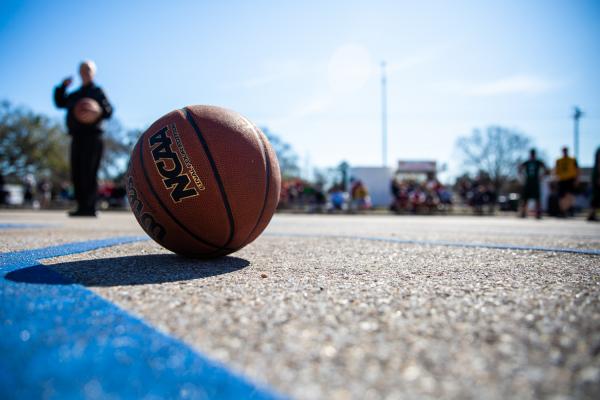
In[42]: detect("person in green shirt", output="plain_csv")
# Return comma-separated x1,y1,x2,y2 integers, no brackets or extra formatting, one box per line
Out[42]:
519,148,548,219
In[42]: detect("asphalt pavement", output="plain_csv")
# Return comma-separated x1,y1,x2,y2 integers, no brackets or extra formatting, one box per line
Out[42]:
1,210,599,399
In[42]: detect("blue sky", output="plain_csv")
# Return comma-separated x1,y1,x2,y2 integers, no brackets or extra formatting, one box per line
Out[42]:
1,0,599,180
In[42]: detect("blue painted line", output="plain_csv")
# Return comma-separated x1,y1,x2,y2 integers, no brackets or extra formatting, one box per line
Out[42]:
0,237,285,400
265,232,600,256
0,236,146,272
0,223,53,230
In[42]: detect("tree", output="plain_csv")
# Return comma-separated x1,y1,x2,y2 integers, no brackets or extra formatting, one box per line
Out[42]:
455,126,531,192
0,100,141,188
261,127,300,178
101,119,140,181
0,101,70,184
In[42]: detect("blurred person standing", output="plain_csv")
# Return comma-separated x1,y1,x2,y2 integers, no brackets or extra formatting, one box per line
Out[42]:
587,148,600,222
328,183,346,212
23,173,36,208
350,179,371,211
555,147,579,217
519,148,548,219
37,177,52,209
390,177,401,211
54,60,113,217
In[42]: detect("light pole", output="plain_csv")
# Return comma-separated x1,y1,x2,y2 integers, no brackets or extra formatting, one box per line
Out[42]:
381,61,388,167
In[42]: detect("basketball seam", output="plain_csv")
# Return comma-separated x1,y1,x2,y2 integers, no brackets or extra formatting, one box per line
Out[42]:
138,135,228,252
183,108,236,249
238,123,272,248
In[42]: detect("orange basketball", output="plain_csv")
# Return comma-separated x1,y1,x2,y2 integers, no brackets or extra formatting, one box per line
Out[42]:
126,105,281,258
74,97,102,124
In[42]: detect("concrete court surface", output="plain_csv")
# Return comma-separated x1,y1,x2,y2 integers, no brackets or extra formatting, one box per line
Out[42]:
1,209,600,399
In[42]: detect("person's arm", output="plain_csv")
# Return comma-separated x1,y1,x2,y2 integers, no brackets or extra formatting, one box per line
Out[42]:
53,77,72,108
96,88,113,119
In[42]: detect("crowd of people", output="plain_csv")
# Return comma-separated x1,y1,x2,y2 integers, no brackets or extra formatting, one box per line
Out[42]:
278,179,327,212
278,179,372,213
455,176,498,215
390,174,453,214
5,144,598,222
515,146,599,220
454,146,600,220
387,145,600,219
0,173,67,209
0,173,128,211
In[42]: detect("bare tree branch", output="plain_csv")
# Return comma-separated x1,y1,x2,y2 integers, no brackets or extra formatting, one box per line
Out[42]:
455,126,531,192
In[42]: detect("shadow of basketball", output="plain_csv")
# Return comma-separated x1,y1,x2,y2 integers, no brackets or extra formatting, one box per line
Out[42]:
5,254,250,287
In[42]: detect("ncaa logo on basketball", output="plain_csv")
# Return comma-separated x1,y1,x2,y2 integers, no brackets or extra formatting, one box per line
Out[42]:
149,124,204,203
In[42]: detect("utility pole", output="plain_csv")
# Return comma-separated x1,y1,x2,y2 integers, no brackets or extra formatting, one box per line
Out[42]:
381,61,388,167
572,107,583,160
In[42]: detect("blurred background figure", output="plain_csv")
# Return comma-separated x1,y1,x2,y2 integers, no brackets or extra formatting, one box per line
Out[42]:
54,61,113,217
36,176,52,209
390,172,452,214
555,146,579,217
313,184,327,213
472,181,497,216
22,173,37,208
350,179,371,212
328,183,348,212
587,148,600,221
519,148,548,219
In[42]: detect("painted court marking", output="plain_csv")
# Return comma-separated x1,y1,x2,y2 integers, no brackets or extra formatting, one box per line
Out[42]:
265,232,600,256
0,223,53,230
0,236,284,400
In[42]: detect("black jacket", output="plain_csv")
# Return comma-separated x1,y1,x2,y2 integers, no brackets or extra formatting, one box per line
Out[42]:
54,82,113,135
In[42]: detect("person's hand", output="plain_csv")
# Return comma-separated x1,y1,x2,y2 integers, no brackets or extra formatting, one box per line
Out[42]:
62,77,73,87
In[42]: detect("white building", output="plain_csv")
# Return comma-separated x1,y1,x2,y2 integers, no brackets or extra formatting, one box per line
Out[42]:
349,166,394,208
350,161,439,208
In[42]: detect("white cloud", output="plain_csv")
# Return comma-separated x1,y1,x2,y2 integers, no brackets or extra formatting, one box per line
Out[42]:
268,44,375,125
327,44,375,93
293,95,333,118
387,44,452,74
470,75,562,96
267,44,450,126
224,60,306,89
252,44,450,126
439,75,563,96
240,71,293,89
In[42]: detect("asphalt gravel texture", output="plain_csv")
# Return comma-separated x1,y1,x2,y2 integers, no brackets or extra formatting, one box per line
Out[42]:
2,210,599,399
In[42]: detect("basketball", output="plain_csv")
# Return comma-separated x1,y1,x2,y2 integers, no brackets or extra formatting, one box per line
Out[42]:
73,97,102,124
126,105,281,258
